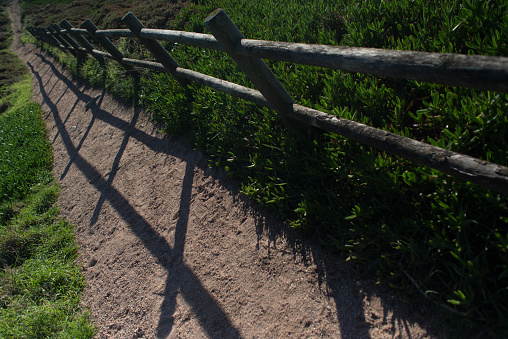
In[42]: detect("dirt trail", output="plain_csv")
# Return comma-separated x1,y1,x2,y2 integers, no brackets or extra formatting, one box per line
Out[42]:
9,1,439,337
7,0,21,52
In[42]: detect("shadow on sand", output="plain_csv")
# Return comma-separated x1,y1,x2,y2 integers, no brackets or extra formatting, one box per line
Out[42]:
26,48,438,339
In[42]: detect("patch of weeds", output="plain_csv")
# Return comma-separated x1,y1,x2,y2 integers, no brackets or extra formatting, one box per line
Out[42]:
0,7,26,95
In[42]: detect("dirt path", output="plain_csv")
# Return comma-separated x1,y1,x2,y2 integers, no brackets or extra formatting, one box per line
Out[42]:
9,1,439,338
7,0,21,52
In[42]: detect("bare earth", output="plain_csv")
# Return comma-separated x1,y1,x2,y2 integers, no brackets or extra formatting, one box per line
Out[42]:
9,1,440,338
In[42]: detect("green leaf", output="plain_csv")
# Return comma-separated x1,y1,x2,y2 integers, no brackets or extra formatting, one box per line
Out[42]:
447,299,462,305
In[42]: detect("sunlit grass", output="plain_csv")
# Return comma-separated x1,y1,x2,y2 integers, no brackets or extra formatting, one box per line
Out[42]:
0,3,94,335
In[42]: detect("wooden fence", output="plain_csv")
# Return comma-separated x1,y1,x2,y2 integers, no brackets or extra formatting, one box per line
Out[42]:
27,9,508,194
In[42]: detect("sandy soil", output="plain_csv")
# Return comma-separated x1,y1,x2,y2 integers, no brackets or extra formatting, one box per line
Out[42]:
9,1,441,337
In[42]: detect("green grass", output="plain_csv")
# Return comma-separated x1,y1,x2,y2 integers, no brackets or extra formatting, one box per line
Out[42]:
0,77,94,339
0,84,52,203
25,0,508,336
0,2,94,335
0,77,95,339
0,77,94,338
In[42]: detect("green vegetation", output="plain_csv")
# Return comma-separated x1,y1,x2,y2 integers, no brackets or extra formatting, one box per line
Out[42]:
0,2,94,336
24,0,508,336
22,0,192,29
0,77,94,338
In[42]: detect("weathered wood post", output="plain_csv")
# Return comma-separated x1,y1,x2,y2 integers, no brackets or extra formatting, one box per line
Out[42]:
27,27,43,45
32,27,46,44
81,19,137,74
47,25,77,55
40,27,68,52
204,9,294,118
53,23,86,57
60,20,105,65
35,28,50,46
122,12,188,86
31,27,44,43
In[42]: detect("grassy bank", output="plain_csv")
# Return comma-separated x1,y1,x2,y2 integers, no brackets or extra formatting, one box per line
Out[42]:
23,0,508,336
0,2,94,337
0,78,94,338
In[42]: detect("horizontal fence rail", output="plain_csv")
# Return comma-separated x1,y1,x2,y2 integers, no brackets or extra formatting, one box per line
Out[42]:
27,9,508,194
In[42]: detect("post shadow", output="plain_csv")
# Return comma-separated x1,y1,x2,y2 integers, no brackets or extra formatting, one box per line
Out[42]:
27,52,241,338
26,45,438,339
89,96,135,227
35,52,95,103
156,160,193,337
51,95,78,143
53,82,70,106
59,92,104,180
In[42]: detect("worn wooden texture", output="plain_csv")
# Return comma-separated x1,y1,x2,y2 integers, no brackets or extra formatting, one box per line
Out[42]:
91,49,113,59
47,26,68,47
53,23,87,57
204,9,294,117
32,28,48,44
81,19,137,76
95,29,134,38
140,29,223,51
61,26,508,93
122,12,188,86
69,28,89,36
41,27,68,52
237,40,508,93
32,28,50,45
41,28,58,46
47,25,75,56
61,20,105,65
27,27,45,44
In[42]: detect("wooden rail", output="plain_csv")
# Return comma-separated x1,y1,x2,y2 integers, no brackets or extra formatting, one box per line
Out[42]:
27,9,508,194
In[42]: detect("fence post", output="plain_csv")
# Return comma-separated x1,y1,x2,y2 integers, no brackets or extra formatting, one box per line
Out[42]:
122,13,188,86
40,27,68,52
53,23,86,58
60,20,105,65
47,25,76,55
81,19,137,75
27,27,42,44
40,27,58,46
204,9,294,118
30,27,44,43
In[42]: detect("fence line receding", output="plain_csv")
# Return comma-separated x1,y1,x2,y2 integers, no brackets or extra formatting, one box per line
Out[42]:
27,9,508,194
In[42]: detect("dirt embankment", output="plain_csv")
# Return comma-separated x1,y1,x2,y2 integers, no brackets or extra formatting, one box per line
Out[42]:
9,0,440,337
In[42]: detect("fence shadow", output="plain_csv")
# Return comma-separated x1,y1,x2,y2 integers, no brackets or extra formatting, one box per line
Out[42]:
26,48,440,338
27,51,241,338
